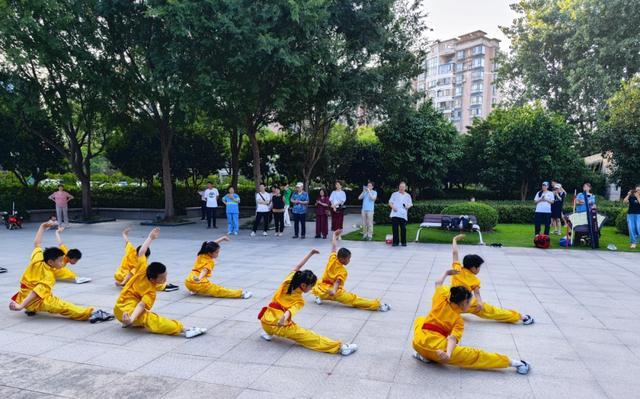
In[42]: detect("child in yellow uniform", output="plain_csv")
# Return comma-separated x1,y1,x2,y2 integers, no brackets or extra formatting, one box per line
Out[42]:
113,227,178,292
313,229,390,311
412,268,531,373
52,227,92,284
185,236,253,299
258,248,358,356
450,234,534,325
9,222,113,323
114,228,206,338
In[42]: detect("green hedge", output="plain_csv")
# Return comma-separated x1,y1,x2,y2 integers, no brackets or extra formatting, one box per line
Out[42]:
616,208,629,235
442,202,498,230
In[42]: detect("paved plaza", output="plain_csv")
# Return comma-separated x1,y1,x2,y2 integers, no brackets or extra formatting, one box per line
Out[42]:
0,216,639,398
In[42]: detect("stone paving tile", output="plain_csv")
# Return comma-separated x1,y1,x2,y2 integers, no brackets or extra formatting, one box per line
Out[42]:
1,217,639,398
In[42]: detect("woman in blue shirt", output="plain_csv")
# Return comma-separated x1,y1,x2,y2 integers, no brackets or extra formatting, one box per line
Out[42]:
358,182,377,241
222,187,241,235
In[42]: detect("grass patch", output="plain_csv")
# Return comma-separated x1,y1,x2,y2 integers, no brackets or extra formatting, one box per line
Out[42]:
343,223,639,252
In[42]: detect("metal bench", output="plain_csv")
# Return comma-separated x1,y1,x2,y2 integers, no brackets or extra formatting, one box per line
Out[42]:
415,214,484,245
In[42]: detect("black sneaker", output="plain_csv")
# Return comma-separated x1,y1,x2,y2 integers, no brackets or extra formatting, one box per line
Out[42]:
90,309,114,324
164,283,179,292
292,235,299,239
25,311,36,317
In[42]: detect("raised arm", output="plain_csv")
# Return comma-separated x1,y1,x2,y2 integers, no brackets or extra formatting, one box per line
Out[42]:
623,191,631,204
331,229,342,252
122,227,131,243
451,234,465,263
435,269,459,287
293,248,320,271
55,227,65,246
34,221,54,248
214,235,230,244
138,228,160,257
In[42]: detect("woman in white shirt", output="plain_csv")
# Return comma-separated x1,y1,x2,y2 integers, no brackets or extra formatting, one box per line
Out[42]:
203,182,219,229
329,181,347,232
533,181,555,236
388,182,413,246
252,183,272,236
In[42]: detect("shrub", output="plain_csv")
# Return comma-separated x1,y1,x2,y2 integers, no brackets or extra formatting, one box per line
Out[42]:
441,202,498,230
616,208,629,235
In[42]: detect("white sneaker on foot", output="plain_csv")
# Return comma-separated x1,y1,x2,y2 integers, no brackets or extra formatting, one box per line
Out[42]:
314,296,323,305
185,327,207,338
340,343,358,356
75,277,92,284
233,231,238,235
250,232,256,237
261,332,273,341
263,231,268,236
379,303,391,312
413,352,432,363
516,360,530,375
522,314,534,325
241,291,253,299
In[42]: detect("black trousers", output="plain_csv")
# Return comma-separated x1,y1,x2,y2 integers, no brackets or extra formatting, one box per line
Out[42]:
253,211,270,232
391,217,407,245
201,201,207,219
206,207,217,228
534,212,551,235
293,213,306,237
273,212,284,233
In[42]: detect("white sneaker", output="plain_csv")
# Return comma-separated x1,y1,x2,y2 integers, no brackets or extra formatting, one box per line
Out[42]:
185,327,207,338
241,291,253,299
263,231,268,236
340,343,358,356
522,314,534,325
413,352,432,364
314,296,323,305
75,277,92,284
379,303,391,312
260,332,273,341
250,232,256,237
516,360,530,375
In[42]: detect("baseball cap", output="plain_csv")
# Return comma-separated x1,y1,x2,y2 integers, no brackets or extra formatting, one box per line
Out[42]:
542,181,549,186
295,182,303,188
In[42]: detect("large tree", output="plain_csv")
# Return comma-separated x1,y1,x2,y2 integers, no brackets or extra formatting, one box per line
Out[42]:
0,0,111,217
600,76,640,190
500,0,640,154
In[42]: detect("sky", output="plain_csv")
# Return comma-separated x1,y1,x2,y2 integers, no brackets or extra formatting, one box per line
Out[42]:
421,0,519,51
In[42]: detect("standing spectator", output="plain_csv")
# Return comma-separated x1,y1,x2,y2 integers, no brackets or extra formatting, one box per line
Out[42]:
358,181,377,241
283,182,293,227
329,181,347,232
290,182,309,239
550,183,566,234
314,188,330,239
222,187,241,235
272,186,286,237
48,185,74,227
575,182,596,213
533,181,554,236
197,186,207,220
203,182,219,229
251,183,271,237
388,182,413,247
623,185,640,249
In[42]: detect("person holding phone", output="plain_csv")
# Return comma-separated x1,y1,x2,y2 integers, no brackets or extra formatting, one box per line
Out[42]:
388,182,413,247
623,185,640,249
358,182,377,241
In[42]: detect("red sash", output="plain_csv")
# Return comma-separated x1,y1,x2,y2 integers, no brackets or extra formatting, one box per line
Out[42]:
422,322,449,337
322,279,334,285
257,301,287,320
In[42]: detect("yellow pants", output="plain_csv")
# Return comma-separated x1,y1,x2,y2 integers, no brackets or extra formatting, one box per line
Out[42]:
114,267,128,283
412,317,510,369
23,293,92,320
465,298,521,323
313,283,380,310
260,308,341,354
53,267,77,282
184,279,242,298
114,305,183,335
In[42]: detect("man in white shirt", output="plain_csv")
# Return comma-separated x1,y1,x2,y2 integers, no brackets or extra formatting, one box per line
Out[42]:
252,183,272,236
388,182,413,247
203,182,219,229
533,181,554,236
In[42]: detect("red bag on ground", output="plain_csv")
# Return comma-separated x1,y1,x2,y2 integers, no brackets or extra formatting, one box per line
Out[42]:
534,234,550,249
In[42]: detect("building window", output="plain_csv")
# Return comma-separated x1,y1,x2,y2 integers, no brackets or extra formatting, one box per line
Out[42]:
437,77,451,86
471,108,483,117
472,45,485,55
471,95,483,105
472,57,485,68
471,70,484,80
438,63,453,74
492,84,497,95
427,57,438,76
454,86,462,96
428,80,437,88
455,62,464,72
454,99,462,108
471,82,483,92
456,50,465,60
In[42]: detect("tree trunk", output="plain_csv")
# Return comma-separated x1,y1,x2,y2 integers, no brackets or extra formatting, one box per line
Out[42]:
520,180,529,201
160,122,175,220
230,127,241,189
80,175,92,219
247,123,262,190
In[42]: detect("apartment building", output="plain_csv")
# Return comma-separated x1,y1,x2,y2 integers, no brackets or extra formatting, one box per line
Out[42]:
414,30,501,133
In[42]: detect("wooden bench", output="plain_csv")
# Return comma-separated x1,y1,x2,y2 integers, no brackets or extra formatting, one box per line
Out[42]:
415,214,485,244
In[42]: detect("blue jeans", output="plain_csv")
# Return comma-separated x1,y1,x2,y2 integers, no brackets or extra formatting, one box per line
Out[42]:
227,212,239,234
627,214,640,244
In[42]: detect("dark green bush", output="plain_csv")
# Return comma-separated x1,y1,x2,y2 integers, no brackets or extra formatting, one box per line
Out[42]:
616,208,629,235
442,202,498,230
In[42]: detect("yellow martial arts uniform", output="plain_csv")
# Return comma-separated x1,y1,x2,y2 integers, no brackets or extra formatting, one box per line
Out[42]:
412,285,510,369
51,244,78,282
452,261,521,323
11,248,93,320
184,254,242,298
312,252,380,310
259,271,342,354
113,256,183,335
114,241,137,283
